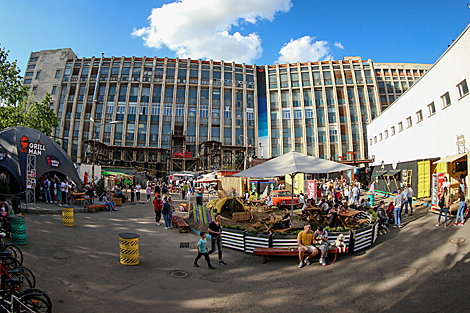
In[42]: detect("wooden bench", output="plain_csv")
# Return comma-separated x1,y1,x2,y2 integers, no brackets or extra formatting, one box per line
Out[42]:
171,216,189,233
253,247,340,264
84,204,108,213
75,198,85,207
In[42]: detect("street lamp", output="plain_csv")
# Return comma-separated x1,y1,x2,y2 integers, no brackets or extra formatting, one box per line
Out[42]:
89,118,122,185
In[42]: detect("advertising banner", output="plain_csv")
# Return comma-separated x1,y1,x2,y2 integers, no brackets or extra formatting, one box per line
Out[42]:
431,173,445,210
307,180,317,200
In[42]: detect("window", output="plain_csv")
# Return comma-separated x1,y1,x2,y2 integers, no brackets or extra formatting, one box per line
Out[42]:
24,79,32,84
25,72,33,77
398,122,403,132
27,64,35,69
441,92,451,108
406,116,412,128
32,87,37,95
416,110,423,123
369,139,373,146
163,104,172,116
391,126,395,136
379,133,382,142
293,109,302,119
51,86,57,95
35,71,41,79
384,130,388,139
30,57,38,62
282,109,291,120
223,106,232,119
374,136,377,144
175,104,184,116
457,79,469,98
200,105,208,118
428,102,436,116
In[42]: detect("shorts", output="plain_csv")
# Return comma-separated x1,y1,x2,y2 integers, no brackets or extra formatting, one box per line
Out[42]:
314,242,328,252
298,245,316,252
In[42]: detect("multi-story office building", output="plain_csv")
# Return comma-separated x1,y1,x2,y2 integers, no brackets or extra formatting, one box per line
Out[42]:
23,48,430,173
261,58,431,162
24,48,258,173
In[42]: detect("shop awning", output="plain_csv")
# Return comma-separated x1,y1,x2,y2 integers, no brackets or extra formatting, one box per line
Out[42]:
372,170,388,176
433,153,467,164
384,170,401,176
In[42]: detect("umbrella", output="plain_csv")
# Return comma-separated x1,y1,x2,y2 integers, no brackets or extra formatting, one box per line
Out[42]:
233,151,355,225
195,176,219,183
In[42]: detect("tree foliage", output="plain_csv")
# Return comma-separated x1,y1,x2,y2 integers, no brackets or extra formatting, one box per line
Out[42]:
0,45,59,135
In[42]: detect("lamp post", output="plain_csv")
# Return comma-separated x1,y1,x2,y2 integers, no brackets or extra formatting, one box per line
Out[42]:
89,118,121,185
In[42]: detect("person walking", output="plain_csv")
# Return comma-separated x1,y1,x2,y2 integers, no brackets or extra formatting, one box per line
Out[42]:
146,184,152,201
207,214,226,265
196,187,203,206
453,187,466,226
135,183,141,202
436,186,451,227
44,177,52,203
393,188,404,228
193,232,215,269
162,196,171,230
352,185,360,206
154,194,162,226
402,188,409,217
405,184,414,216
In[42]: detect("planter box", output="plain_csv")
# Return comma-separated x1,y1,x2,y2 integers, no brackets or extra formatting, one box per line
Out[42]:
351,224,375,253
245,233,271,254
221,228,245,252
272,234,298,248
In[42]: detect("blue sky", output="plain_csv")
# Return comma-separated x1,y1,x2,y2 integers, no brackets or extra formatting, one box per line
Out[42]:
2,0,470,73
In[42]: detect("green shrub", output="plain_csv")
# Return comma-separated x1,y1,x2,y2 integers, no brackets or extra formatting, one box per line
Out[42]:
250,229,258,235
324,226,331,231
234,225,241,230
224,224,231,229
293,230,301,235
355,225,360,228
336,227,345,232
371,217,377,223
279,231,287,236
330,227,336,232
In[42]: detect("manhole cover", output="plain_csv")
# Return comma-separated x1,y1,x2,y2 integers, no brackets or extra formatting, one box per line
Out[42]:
395,267,417,277
52,251,70,259
169,270,191,279
449,237,466,245
180,242,190,248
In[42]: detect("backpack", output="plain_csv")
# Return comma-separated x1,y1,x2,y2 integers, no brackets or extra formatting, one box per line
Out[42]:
438,196,445,209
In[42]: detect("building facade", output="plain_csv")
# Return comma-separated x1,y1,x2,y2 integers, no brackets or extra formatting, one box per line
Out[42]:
368,23,470,166
24,49,258,173
23,48,431,174
262,58,431,162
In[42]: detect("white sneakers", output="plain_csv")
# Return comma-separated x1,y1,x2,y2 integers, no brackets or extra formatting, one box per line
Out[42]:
163,227,169,230
298,261,305,268
155,222,160,225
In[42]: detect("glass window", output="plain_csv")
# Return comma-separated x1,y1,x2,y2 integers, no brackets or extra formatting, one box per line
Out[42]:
398,122,403,132
223,106,232,119
304,107,314,118
282,109,291,120
35,71,41,79
163,104,172,116
52,86,57,95
200,105,209,118
416,110,423,123
175,104,184,116
457,79,469,98
391,126,395,136
441,92,451,108
293,109,302,119
406,116,412,128
428,102,436,116
25,72,33,77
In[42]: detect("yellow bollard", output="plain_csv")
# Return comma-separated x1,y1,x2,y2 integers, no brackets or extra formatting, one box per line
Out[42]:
119,233,140,265
62,206,74,227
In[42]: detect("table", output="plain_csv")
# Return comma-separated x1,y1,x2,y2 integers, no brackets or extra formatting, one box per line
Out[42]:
258,216,282,233
71,192,85,206
301,207,321,221
338,209,362,229
248,199,265,207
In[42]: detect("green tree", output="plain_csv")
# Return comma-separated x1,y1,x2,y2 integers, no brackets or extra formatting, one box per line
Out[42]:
0,45,59,135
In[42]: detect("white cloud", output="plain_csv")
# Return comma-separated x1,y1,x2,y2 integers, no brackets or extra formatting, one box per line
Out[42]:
276,36,335,63
334,42,344,49
132,0,293,64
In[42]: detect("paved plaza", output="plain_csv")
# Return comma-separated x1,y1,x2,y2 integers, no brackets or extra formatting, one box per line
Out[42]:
16,194,470,312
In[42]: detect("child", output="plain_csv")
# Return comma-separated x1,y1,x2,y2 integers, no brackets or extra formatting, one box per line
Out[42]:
194,232,215,269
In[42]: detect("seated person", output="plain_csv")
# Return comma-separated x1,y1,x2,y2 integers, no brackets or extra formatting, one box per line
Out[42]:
297,224,317,268
248,192,257,202
279,208,291,228
326,195,334,209
377,201,389,229
103,193,117,211
363,199,372,209
327,203,339,228
313,226,329,266
319,198,329,212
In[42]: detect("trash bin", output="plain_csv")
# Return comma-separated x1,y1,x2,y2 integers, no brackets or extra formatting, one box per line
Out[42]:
119,233,140,265
62,206,74,227
367,194,375,206
11,197,21,215
10,216,27,245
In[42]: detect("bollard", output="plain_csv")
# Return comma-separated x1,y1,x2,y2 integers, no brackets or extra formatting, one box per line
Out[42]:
10,216,27,245
62,206,74,227
119,233,140,265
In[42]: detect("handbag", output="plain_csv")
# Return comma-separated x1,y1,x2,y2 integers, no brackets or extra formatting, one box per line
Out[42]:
438,197,445,209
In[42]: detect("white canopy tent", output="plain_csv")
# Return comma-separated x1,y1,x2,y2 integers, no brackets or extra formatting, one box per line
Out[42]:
233,151,355,225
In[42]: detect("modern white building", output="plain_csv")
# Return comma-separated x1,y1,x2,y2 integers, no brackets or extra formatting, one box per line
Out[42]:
368,23,470,166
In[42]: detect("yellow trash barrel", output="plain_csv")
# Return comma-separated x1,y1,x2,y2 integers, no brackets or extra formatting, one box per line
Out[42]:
62,206,74,227
119,233,140,265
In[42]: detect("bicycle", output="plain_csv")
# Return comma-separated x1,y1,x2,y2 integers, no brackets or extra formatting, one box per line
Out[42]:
0,252,35,290
0,279,51,312
0,233,23,265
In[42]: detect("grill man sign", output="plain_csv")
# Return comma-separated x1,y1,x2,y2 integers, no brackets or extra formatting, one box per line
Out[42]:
19,136,46,156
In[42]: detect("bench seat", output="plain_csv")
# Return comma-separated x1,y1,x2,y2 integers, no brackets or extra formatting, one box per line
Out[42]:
253,247,340,264
171,216,189,233
84,204,108,213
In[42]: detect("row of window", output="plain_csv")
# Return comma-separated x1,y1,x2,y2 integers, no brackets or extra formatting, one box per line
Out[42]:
370,79,469,145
